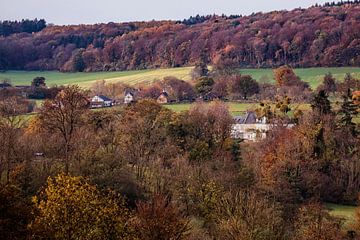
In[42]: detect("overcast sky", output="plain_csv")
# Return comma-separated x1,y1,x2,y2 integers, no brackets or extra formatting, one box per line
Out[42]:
0,0,329,25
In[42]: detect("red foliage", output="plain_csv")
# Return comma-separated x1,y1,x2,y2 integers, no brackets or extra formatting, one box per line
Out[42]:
0,4,360,71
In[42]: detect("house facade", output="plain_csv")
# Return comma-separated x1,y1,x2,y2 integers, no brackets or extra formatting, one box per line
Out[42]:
231,111,294,142
231,112,269,141
90,95,113,108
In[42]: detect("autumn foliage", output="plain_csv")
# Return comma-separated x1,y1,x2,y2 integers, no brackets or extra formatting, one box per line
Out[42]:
1,4,360,71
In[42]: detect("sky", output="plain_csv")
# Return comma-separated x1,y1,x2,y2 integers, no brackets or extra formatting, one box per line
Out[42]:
0,0,330,25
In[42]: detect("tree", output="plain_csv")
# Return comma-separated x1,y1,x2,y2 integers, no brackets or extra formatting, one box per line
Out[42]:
0,184,33,240
274,66,308,89
274,66,296,86
212,77,229,100
161,77,196,102
195,76,214,100
0,97,29,182
72,49,85,72
31,76,46,88
338,89,359,136
215,190,285,240
337,73,360,94
134,194,190,240
311,90,332,117
38,85,89,174
168,101,233,163
191,59,209,80
116,99,178,187
30,174,133,240
294,202,343,240
317,73,336,94
230,75,259,100
138,84,163,99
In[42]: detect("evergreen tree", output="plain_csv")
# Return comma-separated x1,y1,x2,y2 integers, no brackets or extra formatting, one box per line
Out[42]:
338,89,358,136
311,90,332,116
31,76,46,88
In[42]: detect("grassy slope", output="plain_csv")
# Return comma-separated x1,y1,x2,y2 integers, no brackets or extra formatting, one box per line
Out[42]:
240,67,360,89
1,67,360,89
327,203,357,228
164,102,311,116
0,67,193,88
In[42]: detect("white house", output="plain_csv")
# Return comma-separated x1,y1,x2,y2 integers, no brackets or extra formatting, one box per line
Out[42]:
90,95,113,108
124,92,135,104
231,111,294,142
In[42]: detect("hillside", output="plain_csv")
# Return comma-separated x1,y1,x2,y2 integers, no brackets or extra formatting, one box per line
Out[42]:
0,3,360,72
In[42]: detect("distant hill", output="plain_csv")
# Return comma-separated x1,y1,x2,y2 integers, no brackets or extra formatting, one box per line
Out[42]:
0,3,359,72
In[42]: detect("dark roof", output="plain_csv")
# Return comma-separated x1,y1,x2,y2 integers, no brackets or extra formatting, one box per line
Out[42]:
15,85,31,89
234,111,257,124
159,91,168,97
0,83,11,88
98,95,112,101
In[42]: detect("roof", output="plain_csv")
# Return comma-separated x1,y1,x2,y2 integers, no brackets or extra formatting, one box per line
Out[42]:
159,91,168,97
0,83,11,88
234,111,258,124
95,95,112,101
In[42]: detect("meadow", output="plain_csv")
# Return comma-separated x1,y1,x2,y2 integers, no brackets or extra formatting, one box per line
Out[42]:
327,203,357,228
1,67,360,90
164,102,311,116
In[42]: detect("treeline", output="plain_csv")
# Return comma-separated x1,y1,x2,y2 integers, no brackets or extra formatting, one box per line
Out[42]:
0,19,46,37
0,4,360,71
322,0,360,7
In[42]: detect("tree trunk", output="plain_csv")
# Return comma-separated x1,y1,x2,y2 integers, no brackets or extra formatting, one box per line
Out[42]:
65,142,70,175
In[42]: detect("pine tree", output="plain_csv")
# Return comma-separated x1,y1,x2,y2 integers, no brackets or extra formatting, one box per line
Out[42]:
338,89,358,136
311,90,332,116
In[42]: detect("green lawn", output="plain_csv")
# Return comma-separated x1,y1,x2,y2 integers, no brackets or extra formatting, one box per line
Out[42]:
327,203,357,228
164,102,310,116
239,67,360,90
164,102,258,115
1,67,360,89
0,67,193,88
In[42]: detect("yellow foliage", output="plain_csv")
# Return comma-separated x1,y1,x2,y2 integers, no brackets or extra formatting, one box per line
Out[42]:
30,173,133,240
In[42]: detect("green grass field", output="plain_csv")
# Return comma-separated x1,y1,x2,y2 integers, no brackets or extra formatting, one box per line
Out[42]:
164,102,311,116
327,203,357,228
1,67,360,90
0,67,193,88
239,67,360,89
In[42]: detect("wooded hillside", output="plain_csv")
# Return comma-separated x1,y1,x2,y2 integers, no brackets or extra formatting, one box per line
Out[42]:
0,3,360,71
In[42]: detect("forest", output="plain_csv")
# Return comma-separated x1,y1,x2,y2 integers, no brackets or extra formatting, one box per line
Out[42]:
1,63,360,239
0,3,360,72
1,1,360,240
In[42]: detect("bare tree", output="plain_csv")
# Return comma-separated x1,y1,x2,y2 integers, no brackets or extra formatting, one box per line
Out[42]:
38,85,89,174
0,97,28,182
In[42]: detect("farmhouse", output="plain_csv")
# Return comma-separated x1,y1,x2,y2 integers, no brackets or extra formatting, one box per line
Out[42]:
231,112,269,141
232,111,295,141
90,95,113,108
157,91,169,104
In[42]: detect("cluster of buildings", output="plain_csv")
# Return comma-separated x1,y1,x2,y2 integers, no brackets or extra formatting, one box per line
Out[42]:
89,90,294,142
1,82,296,143
89,92,292,142
89,90,170,108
